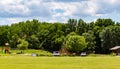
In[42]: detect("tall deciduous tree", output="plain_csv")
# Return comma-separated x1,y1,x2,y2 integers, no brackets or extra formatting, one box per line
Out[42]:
82,31,96,53
95,18,115,27
100,26,120,53
76,19,86,35
65,32,87,54
67,19,77,33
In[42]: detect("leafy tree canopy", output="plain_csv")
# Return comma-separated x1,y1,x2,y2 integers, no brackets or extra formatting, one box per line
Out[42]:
65,32,87,53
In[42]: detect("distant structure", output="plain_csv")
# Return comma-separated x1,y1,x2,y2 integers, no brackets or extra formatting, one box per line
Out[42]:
59,46,70,56
53,46,70,56
110,46,120,56
80,52,87,56
53,51,60,56
53,45,78,56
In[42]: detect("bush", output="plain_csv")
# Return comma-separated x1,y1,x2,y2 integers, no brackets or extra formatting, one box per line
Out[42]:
17,39,29,50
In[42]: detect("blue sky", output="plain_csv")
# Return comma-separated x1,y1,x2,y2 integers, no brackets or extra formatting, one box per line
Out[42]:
0,0,120,25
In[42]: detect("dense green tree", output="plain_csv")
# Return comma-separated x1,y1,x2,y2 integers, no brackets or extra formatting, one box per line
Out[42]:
0,25,10,46
95,18,115,27
86,22,95,31
93,18,115,53
65,32,87,54
82,31,96,53
67,19,77,33
0,18,119,54
100,26,120,53
76,19,86,35
17,38,29,50
27,34,40,49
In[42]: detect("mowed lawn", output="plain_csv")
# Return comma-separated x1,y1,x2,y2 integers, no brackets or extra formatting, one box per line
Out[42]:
0,56,120,69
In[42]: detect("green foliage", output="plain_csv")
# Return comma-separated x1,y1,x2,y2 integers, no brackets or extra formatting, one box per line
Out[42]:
100,26,120,53
76,19,87,35
27,34,40,49
95,18,115,27
65,32,87,53
67,19,77,32
11,49,52,56
17,39,29,50
0,18,119,54
82,31,96,53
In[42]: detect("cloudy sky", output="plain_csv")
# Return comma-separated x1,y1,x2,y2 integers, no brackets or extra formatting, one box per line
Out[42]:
0,0,120,25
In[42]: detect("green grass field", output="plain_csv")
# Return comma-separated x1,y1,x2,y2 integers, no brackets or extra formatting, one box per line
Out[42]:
0,56,120,69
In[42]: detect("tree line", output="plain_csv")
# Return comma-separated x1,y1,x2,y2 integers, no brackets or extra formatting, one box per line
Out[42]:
0,18,120,54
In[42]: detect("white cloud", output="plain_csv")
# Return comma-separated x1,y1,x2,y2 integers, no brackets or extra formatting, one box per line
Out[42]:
0,0,51,17
0,0,120,25
107,0,119,5
0,18,23,25
0,0,30,17
49,1,99,19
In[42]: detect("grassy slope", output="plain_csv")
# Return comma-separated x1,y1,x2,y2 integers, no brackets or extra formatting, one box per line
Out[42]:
0,56,120,69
